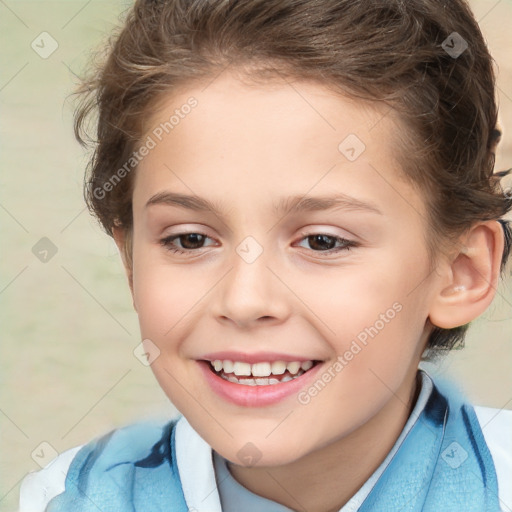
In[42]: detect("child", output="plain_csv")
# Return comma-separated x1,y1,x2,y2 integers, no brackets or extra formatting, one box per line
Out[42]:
19,0,512,510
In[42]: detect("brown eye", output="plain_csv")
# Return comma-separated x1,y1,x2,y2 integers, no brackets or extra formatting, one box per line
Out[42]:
307,234,338,251
175,233,207,249
296,233,358,254
160,232,213,254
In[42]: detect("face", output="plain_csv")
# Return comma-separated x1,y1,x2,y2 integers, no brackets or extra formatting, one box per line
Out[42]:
125,71,441,467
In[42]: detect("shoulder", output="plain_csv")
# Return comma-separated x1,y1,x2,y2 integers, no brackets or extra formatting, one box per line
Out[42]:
474,404,512,437
474,405,512,512
423,373,512,511
18,418,180,512
19,445,83,512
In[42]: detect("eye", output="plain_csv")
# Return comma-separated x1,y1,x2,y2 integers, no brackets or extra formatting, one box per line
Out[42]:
295,233,358,254
160,232,216,255
159,231,359,257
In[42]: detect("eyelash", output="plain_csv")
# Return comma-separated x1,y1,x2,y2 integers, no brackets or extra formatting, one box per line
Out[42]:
159,232,359,256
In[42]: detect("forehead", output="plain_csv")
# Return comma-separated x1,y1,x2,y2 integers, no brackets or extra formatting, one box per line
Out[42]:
144,71,389,156
133,71,427,224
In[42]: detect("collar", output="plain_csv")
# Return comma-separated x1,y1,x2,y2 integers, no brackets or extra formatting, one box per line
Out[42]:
175,370,434,511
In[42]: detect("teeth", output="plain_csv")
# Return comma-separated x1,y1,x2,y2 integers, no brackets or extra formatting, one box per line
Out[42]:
301,360,313,371
232,376,282,386
223,360,234,373
286,361,301,374
271,361,287,375
209,359,316,381
252,362,271,377
233,362,252,376
218,371,306,385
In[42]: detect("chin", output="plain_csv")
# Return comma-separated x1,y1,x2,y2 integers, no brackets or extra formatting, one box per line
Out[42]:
213,433,313,469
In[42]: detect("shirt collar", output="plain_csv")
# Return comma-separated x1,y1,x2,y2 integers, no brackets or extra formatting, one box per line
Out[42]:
175,369,434,512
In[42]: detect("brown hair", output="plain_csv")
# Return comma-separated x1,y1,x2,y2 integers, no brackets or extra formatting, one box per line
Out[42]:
73,0,512,358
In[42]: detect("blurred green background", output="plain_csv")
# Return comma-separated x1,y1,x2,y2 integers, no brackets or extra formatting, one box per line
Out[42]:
1,1,511,511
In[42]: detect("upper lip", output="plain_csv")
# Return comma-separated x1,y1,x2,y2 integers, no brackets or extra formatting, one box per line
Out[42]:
199,351,320,364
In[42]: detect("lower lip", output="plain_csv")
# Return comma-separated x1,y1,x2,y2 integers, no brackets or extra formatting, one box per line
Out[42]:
197,360,323,407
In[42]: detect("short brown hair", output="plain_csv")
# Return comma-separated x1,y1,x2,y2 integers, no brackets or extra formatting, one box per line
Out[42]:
73,0,512,357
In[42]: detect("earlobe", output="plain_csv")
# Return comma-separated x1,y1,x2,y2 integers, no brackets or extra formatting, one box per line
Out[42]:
428,220,504,329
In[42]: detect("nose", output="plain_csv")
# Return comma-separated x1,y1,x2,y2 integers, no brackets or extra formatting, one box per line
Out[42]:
212,245,291,329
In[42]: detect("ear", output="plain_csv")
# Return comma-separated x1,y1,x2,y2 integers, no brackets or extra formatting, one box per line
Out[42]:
112,225,137,312
428,220,505,329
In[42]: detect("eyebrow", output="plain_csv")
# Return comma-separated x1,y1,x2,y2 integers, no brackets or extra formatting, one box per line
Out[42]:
145,191,383,217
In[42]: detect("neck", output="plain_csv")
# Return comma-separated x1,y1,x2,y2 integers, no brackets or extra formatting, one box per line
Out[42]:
227,369,422,512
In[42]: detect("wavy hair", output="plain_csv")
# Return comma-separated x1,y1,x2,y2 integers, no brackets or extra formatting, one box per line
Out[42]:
73,0,512,358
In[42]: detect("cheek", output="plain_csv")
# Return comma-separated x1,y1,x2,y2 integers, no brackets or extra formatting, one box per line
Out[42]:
315,263,413,343
131,248,207,336
131,261,207,406
314,259,429,396
133,272,178,338
323,298,428,426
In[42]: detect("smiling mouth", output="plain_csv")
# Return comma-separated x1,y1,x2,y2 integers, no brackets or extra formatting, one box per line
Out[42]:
206,359,321,386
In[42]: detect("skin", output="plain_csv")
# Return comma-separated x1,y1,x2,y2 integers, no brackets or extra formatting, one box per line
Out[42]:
113,71,504,512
